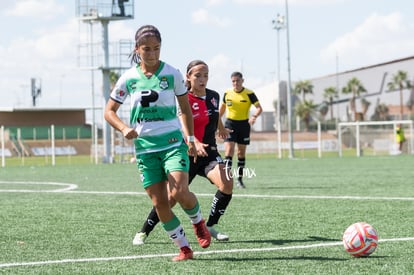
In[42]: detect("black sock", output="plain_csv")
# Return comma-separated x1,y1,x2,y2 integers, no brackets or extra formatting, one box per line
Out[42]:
140,207,160,235
207,190,232,226
224,156,233,169
237,158,245,180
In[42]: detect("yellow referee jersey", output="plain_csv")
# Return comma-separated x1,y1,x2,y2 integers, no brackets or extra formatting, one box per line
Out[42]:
222,88,260,120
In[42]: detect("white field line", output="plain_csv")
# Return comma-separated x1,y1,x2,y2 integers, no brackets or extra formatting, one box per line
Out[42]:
1,183,414,201
1,181,414,201
0,237,413,269
62,191,414,201
1,182,413,268
0,181,78,192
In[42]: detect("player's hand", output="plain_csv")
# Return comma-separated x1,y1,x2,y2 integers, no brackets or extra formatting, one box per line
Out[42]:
248,117,257,125
195,140,208,157
122,127,138,140
217,127,232,139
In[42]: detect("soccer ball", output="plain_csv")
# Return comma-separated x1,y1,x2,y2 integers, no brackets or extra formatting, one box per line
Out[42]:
342,222,378,257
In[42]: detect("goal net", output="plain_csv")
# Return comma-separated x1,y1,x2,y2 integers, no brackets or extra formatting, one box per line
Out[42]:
337,120,413,157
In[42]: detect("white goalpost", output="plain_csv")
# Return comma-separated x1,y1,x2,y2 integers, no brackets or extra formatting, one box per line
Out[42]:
338,120,414,157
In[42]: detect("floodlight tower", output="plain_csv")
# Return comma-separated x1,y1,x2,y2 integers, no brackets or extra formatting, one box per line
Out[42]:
284,0,294,158
272,13,285,159
31,78,42,107
76,0,134,163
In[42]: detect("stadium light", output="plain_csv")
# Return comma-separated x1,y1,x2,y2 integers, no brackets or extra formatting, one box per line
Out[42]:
272,13,285,159
285,0,295,158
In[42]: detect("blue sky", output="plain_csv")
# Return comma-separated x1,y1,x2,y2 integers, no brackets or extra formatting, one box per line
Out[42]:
1,0,414,109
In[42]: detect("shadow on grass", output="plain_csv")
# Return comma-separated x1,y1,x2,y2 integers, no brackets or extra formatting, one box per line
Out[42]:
200,255,389,262
254,186,333,190
200,255,348,261
222,235,339,246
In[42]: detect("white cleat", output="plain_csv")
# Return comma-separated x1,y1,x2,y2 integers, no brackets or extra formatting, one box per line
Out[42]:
132,232,147,245
207,226,229,241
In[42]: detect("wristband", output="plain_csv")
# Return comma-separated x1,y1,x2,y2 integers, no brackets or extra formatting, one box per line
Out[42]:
187,135,195,143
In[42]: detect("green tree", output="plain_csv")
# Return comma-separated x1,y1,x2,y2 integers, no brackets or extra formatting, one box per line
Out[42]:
109,71,121,90
294,100,317,131
323,86,338,120
387,70,412,119
293,80,313,101
317,101,329,122
360,97,371,118
371,102,389,121
342,77,367,120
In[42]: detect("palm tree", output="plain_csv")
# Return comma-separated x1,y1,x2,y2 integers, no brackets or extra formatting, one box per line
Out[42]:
323,86,338,120
372,103,389,121
293,80,313,101
387,70,412,119
342,77,367,121
360,97,371,118
294,100,317,131
317,101,329,120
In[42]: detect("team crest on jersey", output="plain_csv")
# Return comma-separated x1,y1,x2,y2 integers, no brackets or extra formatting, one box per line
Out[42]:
210,97,217,108
159,77,169,90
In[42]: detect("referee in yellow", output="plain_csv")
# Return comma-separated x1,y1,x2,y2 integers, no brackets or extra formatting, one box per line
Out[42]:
396,124,406,152
219,72,262,188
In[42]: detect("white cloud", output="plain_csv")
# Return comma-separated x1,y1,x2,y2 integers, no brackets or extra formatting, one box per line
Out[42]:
207,54,233,93
191,8,232,27
0,17,90,107
4,0,64,19
206,0,225,6
320,12,414,69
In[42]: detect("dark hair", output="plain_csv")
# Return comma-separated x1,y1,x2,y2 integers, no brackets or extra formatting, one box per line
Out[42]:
186,60,208,89
129,25,162,64
186,60,207,73
231,71,243,78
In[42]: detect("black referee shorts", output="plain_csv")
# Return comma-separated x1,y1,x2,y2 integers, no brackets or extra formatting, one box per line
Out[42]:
224,119,251,145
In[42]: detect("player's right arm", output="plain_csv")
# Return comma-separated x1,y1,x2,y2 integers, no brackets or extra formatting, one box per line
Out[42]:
104,98,138,140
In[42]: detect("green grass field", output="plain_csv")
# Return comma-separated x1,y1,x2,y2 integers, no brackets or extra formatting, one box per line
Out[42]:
1,155,414,274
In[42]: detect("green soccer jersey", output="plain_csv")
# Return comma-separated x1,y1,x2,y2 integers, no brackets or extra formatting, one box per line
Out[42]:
110,61,187,155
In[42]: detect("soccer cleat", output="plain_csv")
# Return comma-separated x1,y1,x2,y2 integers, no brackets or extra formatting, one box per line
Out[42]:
207,226,229,241
172,246,193,262
132,232,147,245
236,178,246,188
192,219,211,248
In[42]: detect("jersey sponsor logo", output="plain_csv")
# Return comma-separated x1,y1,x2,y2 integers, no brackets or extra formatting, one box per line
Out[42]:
179,158,187,167
159,77,169,90
192,102,199,110
140,90,159,107
137,117,165,123
116,89,125,97
168,137,179,144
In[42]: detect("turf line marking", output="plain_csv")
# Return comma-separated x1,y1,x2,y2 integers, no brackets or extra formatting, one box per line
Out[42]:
0,237,413,269
1,185,414,201
35,190,414,201
0,181,77,192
